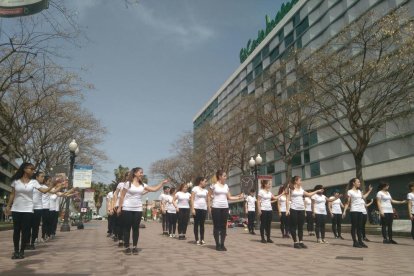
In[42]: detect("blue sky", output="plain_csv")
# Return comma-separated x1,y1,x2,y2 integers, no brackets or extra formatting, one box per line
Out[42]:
64,0,284,194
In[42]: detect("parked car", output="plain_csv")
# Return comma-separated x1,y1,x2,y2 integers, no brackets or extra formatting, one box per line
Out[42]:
92,213,102,220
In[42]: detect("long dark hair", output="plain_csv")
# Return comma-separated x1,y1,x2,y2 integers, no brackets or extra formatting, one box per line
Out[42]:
216,170,225,181
348,178,359,190
194,176,206,187
127,167,143,188
11,162,34,181
32,171,45,181
377,181,389,192
289,176,301,190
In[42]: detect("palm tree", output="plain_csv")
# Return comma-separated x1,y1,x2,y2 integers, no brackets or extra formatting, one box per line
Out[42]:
91,182,111,215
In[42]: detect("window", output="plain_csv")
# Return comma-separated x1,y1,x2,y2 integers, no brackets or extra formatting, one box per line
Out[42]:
277,30,284,41
274,173,282,186
293,12,301,27
310,162,320,177
292,153,302,167
296,16,309,37
296,37,302,49
240,88,248,97
252,54,262,68
254,63,263,77
284,32,294,48
304,149,310,163
246,71,253,83
261,45,269,59
309,130,318,146
266,163,275,174
270,46,279,63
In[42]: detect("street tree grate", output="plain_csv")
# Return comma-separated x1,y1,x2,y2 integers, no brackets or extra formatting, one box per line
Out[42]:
336,256,363,261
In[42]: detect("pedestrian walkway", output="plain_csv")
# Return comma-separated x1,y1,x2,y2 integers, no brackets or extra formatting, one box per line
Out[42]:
0,221,413,275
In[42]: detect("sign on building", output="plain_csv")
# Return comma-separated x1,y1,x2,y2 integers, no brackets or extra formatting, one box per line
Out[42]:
73,165,93,188
0,0,49,17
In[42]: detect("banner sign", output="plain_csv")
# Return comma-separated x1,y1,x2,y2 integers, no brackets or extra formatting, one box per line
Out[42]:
240,175,255,195
73,165,93,188
0,0,49,17
83,189,95,202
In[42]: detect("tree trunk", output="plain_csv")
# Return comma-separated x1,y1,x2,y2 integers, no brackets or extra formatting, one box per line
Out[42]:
285,161,292,185
354,153,365,191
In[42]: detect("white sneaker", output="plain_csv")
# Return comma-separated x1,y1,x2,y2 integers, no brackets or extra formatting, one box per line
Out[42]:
172,234,176,238
196,240,201,245
169,234,173,238
322,239,329,244
201,240,205,245
317,239,322,243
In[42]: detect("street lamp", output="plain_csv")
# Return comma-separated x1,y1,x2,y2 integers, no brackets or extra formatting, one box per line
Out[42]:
249,154,262,230
61,139,78,232
145,197,149,221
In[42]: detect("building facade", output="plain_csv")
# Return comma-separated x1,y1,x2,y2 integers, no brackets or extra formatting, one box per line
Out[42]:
193,0,414,216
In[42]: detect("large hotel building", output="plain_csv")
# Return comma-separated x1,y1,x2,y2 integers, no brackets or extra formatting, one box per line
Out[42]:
193,0,414,214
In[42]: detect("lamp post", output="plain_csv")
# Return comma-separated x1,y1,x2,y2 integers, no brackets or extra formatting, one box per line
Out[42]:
145,197,149,221
61,139,78,232
249,154,262,230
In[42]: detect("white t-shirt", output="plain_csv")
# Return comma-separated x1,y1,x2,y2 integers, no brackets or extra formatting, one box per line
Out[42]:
49,194,57,211
376,191,393,213
32,180,43,210
211,183,229,209
41,185,50,209
55,196,61,212
311,194,327,215
347,189,365,212
176,191,191,209
106,191,114,200
278,195,287,212
407,193,414,214
246,195,256,212
304,197,312,212
362,203,367,215
258,189,273,211
122,183,148,212
165,195,176,214
192,186,208,210
11,179,42,213
330,197,342,214
115,182,125,207
290,188,305,210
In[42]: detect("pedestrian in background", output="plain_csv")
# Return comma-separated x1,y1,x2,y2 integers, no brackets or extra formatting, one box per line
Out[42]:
166,187,177,238
175,183,191,240
277,185,290,238
191,176,209,245
245,188,256,235
328,190,344,239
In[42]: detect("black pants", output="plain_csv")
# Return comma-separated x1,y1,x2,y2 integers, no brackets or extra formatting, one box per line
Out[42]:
107,214,114,234
247,211,256,233
315,214,326,240
194,209,207,241
362,213,368,238
332,214,342,237
52,211,59,235
211,208,228,246
12,212,33,253
115,210,123,241
177,208,190,235
306,211,314,232
122,210,142,247
411,214,414,239
161,213,169,233
280,212,289,235
380,213,394,240
167,212,177,234
289,209,305,243
350,211,363,243
41,209,51,238
30,209,42,244
260,210,272,240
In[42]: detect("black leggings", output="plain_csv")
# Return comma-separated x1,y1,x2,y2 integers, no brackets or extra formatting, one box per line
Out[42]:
194,209,207,241
52,211,59,235
211,208,228,246
306,211,314,232
30,209,42,244
380,213,394,240
411,214,414,239
350,211,363,243
315,214,326,240
122,210,142,247
260,210,272,240
161,213,169,233
167,212,177,234
177,208,190,235
289,209,305,243
107,214,114,234
331,214,342,237
12,212,33,253
280,212,289,235
362,213,368,238
115,210,123,241
41,209,51,238
248,211,256,233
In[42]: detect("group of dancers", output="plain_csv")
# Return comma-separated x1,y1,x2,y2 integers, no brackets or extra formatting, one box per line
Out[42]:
5,162,79,259
108,170,414,253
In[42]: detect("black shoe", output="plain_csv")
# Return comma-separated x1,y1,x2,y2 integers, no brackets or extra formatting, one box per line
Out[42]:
221,245,227,251
132,247,138,255
113,237,119,242
363,237,370,242
216,245,221,251
389,239,398,244
18,251,25,259
294,243,301,249
353,242,362,248
266,239,274,243
359,242,368,248
124,248,132,254
383,239,390,244
261,239,267,243
118,242,124,247
299,243,307,249
339,235,345,240
182,236,187,240
11,252,19,259
26,244,35,250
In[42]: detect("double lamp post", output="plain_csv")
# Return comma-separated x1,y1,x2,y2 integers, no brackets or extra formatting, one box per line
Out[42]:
249,154,262,230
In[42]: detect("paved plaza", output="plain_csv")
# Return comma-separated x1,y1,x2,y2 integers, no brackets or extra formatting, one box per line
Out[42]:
0,220,413,276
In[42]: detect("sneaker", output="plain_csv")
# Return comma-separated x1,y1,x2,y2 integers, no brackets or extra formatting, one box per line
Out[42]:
261,239,267,243
200,240,205,245
383,239,390,244
299,243,307,249
353,242,362,248
172,234,176,238
363,237,370,242
18,251,25,259
266,239,274,243
118,242,124,247
216,245,221,251
294,243,301,249
132,247,138,255
339,236,345,240
317,239,322,243
322,239,329,244
251,231,256,235
11,252,19,260
169,234,173,238
389,239,398,244
26,244,35,250
221,245,227,251
182,236,187,240
359,242,368,248
113,237,119,242
196,240,201,245
124,248,132,255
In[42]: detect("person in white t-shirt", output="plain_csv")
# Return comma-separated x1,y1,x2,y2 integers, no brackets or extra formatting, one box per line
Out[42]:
407,182,414,240
165,187,178,237
159,185,170,235
5,163,59,260
258,180,285,244
112,171,129,246
174,183,191,240
106,186,115,237
117,167,169,255
286,176,323,249
311,185,339,244
304,193,314,236
208,170,244,251
28,171,45,250
328,190,344,239
245,188,257,235
342,178,373,248
191,177,209,245
361,198,374,242
376,182,406,244
277,185,290,238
